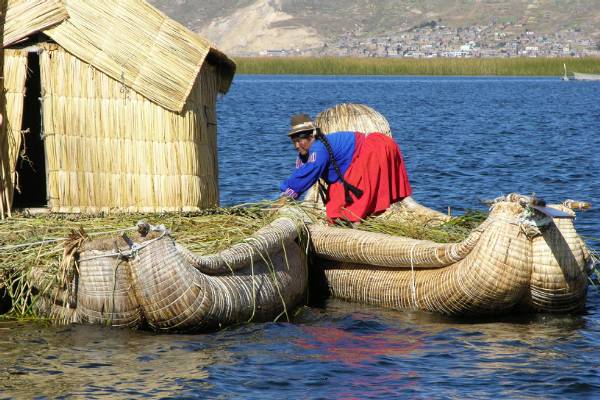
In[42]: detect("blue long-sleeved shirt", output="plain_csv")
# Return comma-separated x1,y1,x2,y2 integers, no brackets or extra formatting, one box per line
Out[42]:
280,131,356,199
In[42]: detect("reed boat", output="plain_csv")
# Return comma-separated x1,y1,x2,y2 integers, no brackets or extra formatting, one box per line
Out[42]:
25,192,593,331
28,216,308,332
572,72,600,81
304,103,594,316
308,194,593,315
1,103,594,331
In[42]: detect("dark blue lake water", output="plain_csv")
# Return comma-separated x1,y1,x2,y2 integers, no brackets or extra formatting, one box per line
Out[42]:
2,76,599,399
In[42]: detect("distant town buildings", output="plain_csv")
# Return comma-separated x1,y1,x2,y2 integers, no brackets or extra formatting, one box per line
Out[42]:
261,20,599,58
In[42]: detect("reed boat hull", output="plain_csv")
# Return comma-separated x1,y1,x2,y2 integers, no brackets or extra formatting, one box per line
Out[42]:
33,218,308,332
572,72,600,81
309,198,591,316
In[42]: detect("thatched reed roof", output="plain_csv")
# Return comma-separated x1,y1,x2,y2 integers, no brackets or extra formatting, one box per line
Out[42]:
2,0,68,47
3,0,235,113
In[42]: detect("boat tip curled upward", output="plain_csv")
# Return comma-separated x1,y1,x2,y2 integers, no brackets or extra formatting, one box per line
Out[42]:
563,199,592,211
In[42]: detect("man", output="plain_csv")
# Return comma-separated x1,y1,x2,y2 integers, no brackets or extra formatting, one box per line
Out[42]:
279,113,412,222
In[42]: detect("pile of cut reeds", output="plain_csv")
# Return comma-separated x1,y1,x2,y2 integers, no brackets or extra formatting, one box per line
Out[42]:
353,209,488,243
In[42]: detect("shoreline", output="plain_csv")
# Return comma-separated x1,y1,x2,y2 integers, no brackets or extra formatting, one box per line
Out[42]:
234,56,600,76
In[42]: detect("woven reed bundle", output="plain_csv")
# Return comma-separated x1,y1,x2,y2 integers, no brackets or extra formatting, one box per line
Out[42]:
0,49,27,218
526,205,590,313
131,231,305,331
174,218,303,274
309,218,488,269
55,217,307,332
315,103,392,136
76,241,143,327
314,200,591,315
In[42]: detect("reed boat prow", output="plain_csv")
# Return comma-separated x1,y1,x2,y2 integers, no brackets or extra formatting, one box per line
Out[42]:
33,216,309,332
572,72,600,81
309,194,593,315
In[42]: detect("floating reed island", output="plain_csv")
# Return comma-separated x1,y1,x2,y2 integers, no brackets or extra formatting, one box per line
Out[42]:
0,103,596,332
0,194,594,331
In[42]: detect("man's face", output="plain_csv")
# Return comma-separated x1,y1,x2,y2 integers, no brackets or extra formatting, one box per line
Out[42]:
291,136,314,156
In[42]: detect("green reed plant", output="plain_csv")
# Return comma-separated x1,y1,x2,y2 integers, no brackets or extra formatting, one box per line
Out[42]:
236,56,600,76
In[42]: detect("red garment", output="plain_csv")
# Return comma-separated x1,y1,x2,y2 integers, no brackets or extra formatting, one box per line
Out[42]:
325,132,412,222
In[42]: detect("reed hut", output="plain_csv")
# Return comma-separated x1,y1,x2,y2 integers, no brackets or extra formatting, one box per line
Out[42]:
0,0,235,217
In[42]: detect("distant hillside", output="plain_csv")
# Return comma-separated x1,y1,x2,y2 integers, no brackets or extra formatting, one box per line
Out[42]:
149,0,600,56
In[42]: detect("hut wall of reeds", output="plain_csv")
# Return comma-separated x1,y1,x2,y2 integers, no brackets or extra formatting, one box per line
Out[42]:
0,2,7,218
1,0,235,216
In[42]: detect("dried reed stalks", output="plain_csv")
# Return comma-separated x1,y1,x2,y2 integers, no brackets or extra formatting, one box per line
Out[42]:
43,0,230,112
0,204,280,319
316,103,392,136
0,49,28,219
358,209,487,243
0,5,5,219
3,0,67,47
39,45,220,212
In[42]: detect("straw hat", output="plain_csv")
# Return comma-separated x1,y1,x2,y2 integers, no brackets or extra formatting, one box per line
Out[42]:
288,113,317,137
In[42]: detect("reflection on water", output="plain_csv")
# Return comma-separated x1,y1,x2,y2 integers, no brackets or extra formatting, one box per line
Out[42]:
4,296,598,398
0,322,218,398
295,322,423,365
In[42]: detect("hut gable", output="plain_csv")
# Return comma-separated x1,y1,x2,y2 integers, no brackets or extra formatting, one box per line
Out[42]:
6,0,235,112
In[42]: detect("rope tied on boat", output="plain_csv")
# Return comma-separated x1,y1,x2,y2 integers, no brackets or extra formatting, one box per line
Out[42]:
78,221,170,262
409,241,419,309
517,207,552,238
492,193,552,239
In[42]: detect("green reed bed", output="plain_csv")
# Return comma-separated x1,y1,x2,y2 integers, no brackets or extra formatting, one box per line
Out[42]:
236,56,600,76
